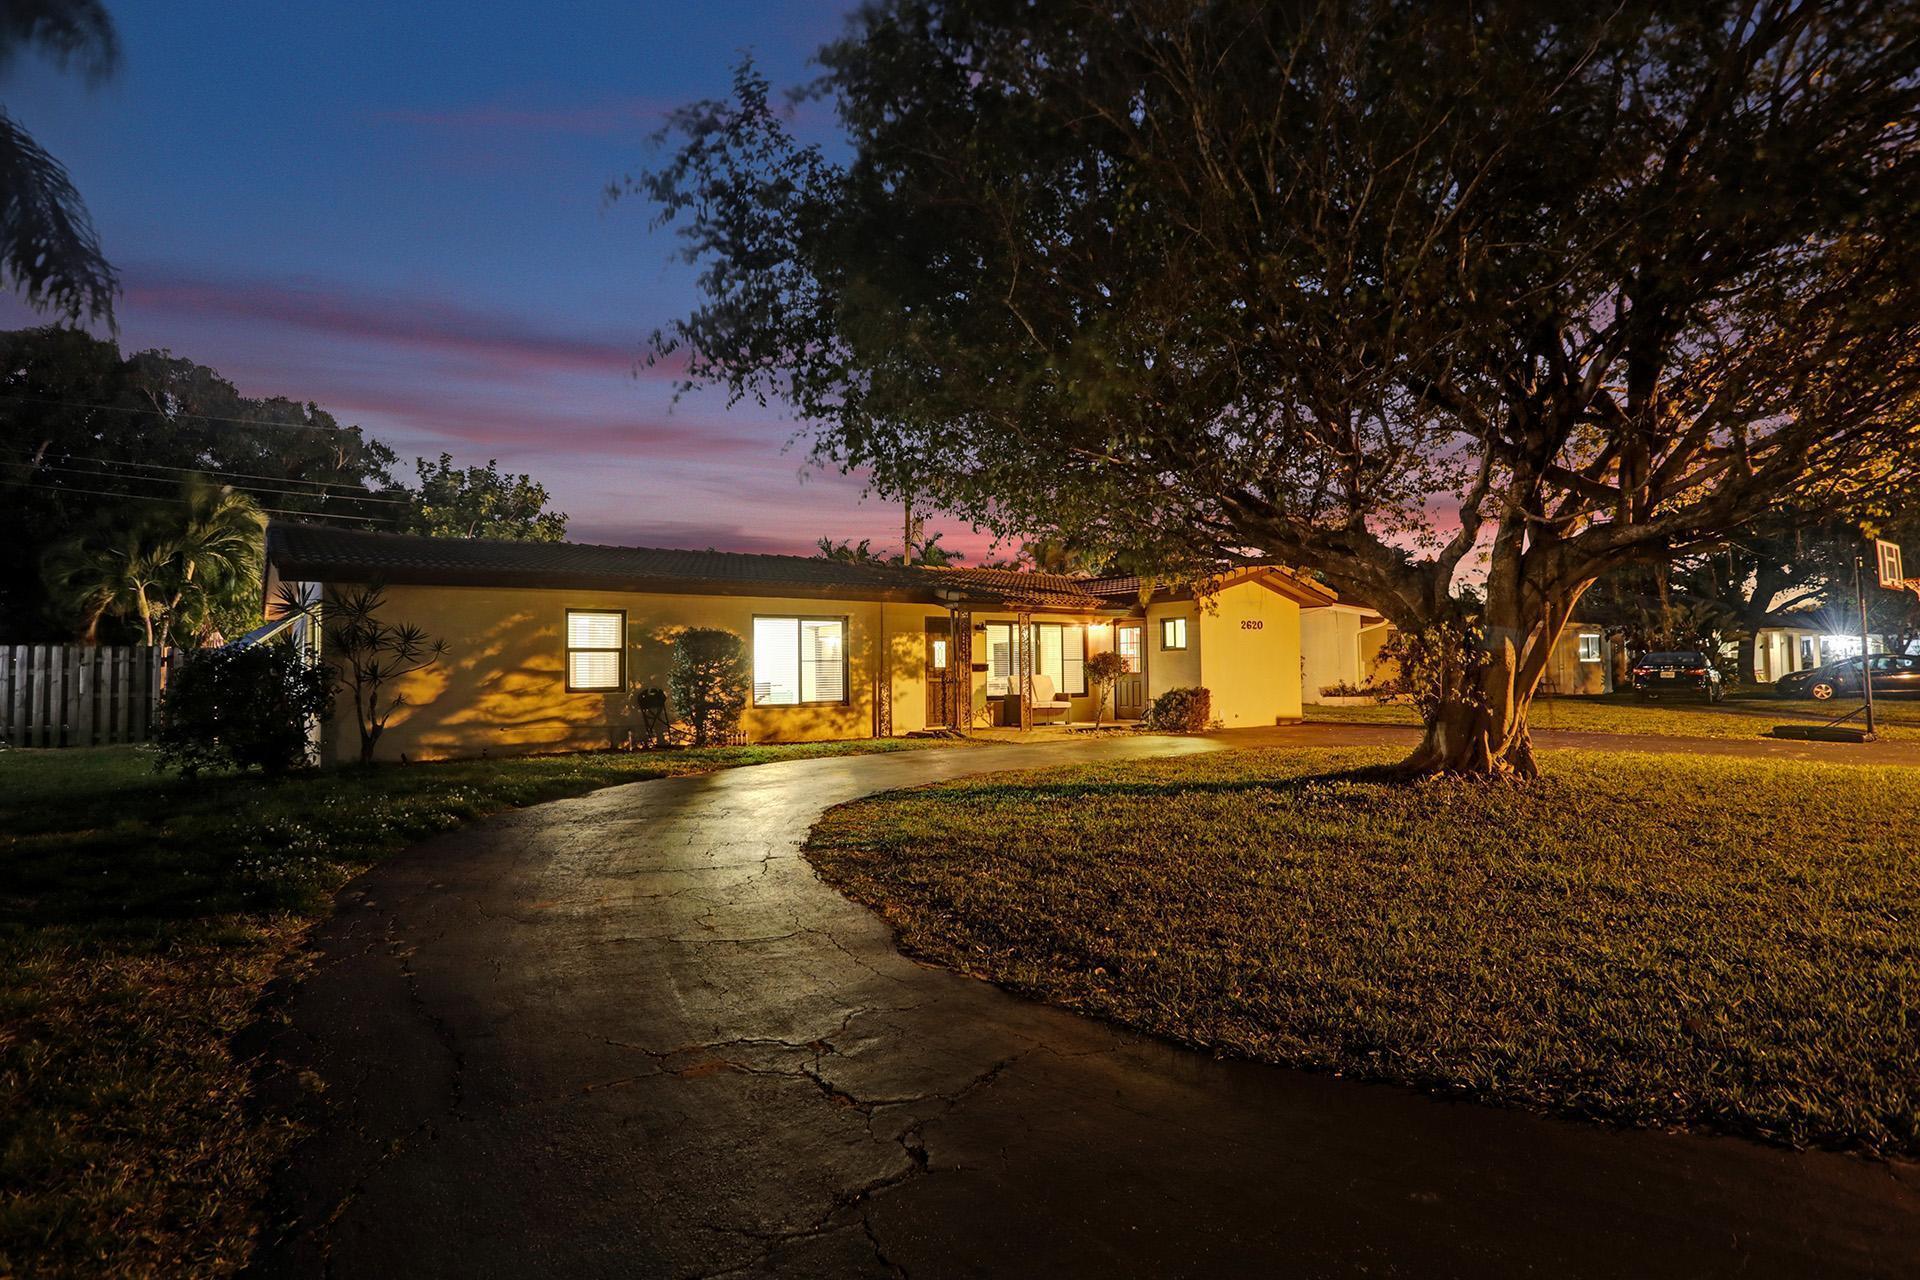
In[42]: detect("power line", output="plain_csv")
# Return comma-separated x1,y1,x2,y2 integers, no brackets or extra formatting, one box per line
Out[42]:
4,480,388,523
1,459,416,508
12,451,410,498
2,457,415,504
0,390,358,434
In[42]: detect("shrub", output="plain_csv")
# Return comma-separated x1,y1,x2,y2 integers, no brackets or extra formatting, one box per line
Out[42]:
1144,685,1212,732
668,627,750,746
155,643,332,777
1084,650,1131,725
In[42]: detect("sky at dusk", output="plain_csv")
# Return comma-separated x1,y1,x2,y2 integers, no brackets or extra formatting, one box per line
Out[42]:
1,1,998,558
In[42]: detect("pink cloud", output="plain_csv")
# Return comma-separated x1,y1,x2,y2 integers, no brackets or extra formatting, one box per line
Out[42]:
121,266,682,381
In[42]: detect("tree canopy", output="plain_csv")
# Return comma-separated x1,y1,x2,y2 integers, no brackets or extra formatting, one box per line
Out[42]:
637,0,1920,775
401,453,568,542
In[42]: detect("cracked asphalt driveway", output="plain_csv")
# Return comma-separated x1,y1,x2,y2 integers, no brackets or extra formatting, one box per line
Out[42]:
255,737,1920,1279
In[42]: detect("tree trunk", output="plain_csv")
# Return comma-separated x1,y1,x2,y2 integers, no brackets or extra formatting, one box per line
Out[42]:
1400,640,1541,779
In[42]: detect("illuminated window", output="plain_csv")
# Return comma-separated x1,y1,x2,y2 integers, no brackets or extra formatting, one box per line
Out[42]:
1028,623,1087,696
931,637,948,669
1577,632,1602,663
566,610,626,692
985,622,1014,696
753,617,847,705
1116,624,1142,672
1160,616,1188,650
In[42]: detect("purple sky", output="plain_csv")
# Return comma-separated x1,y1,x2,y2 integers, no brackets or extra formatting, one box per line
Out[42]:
3,1,1000,558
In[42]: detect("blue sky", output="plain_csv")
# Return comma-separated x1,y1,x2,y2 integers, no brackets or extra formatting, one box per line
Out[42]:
3,1,985,556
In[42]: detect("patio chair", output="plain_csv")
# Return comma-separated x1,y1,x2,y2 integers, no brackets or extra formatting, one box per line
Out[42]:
1027,673,1073,723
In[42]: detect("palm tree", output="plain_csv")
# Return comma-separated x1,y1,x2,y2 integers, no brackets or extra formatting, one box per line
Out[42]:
152,481,266,643
0,1,119,322
44,525,167,644
42,481,264,645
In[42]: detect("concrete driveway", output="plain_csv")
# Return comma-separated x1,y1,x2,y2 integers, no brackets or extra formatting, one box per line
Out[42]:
255,737,1920,1278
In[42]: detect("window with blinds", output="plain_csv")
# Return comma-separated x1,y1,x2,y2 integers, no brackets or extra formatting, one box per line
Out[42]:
985,622,1087,696
566,609,626,691
753,616,847,705
985,622,1014,696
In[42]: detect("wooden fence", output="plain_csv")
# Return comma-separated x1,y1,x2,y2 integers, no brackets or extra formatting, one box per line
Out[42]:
1,645,177,748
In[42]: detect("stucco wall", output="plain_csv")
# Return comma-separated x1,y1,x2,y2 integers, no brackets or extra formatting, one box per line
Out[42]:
1198,579,1304,727
319,583,899,762
1145,600,1202,700
1541,625,1611,696
1299,606,1365,702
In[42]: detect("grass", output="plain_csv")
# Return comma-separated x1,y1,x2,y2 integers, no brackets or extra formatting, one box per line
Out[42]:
1307,690,1920,740
0,737,955,1279
807,747,1920,1158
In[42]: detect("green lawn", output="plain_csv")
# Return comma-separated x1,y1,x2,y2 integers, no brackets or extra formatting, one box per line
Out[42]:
0,738,955,1279
807,747,1920,1158
1308,690,1920,740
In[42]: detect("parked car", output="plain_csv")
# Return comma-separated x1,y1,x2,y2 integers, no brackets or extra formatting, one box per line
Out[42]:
1629,651,1724,701
1775,654,1920,701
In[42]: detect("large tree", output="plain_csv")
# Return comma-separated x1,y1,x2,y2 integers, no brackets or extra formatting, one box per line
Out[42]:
0,0,119,322
635,0,1920,776
400,453,568,542
1,327,407,638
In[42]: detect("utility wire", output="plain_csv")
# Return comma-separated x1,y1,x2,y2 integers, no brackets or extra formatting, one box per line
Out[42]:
1,457,414,504
1,459,415,508
0,391,354,434
5,480,388,523
4,450,410,498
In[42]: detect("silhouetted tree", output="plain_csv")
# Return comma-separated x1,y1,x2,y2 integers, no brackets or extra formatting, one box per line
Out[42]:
636,2,1920,777
401,453,568,541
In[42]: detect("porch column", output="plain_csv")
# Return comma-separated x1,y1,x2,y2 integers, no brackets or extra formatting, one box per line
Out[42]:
1017,609,1034,730
949,607,972,734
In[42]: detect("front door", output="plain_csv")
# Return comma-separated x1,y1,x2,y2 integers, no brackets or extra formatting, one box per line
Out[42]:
924,620,954,727
1113,622,1145,719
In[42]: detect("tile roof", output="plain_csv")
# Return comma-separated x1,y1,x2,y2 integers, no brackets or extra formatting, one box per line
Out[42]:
265,524,1334,612
267,523,945,601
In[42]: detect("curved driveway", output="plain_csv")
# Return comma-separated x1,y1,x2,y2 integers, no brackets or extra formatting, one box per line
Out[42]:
258,737,1919,1278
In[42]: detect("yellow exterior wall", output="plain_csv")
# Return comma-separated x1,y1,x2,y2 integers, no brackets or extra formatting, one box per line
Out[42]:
321,583,908,763
1197,579,1305,727
1145,601,1202,698
1299,606,1371,702
1541,624,1611,696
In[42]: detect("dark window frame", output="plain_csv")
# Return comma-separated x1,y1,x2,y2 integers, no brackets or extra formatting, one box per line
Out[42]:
1160,616,1189,651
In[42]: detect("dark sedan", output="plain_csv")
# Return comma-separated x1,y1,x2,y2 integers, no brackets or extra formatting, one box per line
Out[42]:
1630,651,1724,701
1776,654,1920,701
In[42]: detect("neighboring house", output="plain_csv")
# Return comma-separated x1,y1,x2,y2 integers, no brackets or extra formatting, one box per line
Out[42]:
1300,602,1392,703
264,524,1339,763
1537,622,1614,696
1745,613,1829,684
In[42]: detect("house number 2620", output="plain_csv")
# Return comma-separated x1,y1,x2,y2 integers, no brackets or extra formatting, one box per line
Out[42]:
1240,619,1263,630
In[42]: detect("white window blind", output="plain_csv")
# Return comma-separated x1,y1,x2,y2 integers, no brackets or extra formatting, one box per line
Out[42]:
1577,633,1602,663
754,616,846,705
566,610,625,691
1035,624,1063,694
985,623,1013,696
801,618,845,702
1063,625,1085,695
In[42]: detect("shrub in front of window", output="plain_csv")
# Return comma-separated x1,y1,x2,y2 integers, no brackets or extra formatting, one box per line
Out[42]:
1143,685,1212,733
155,642,332,777
1084,650,1131,726
669,627,750,746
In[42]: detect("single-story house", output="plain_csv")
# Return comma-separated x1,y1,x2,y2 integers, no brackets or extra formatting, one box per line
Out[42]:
1538,622,1614,696
1746,613,1833,683
263,524,1342,763
1299,602,1392,703
1324,612,1614,698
